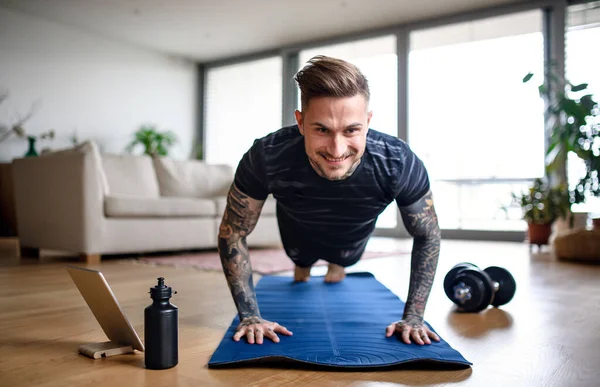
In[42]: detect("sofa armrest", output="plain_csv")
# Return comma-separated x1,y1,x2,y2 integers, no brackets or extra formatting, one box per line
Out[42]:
11,151,106,253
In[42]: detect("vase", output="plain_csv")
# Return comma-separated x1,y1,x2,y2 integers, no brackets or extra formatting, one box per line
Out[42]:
527,222,553,246
24,137,38,157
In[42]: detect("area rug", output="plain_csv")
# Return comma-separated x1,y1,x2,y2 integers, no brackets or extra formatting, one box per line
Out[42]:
137,247,409,275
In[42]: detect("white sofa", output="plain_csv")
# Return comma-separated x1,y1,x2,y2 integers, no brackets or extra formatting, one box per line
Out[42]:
11,141,281,263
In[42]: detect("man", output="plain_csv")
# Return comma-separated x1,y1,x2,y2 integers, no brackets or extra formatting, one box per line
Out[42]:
218,55,441,347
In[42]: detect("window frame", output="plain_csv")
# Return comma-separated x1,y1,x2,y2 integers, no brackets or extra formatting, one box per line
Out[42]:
199,0,571,242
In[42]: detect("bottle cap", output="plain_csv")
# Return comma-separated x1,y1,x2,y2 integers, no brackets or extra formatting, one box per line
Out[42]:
150,277,176,299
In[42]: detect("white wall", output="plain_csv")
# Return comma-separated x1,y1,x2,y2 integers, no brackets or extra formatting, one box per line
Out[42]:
0,6,197,162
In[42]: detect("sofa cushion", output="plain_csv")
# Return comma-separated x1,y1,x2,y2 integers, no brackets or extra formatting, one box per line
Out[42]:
102,154,160,197
105,195,216,218
152,157,234,198
41,140,110,194
214,194,277,216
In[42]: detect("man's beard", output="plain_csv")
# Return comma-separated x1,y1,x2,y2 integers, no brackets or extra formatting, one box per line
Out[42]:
308,153,361,181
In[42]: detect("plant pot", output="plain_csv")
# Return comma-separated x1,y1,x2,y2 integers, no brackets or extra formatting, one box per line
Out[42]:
528,222,553,245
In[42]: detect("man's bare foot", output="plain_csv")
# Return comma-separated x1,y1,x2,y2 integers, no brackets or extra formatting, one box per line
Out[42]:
325,263,346,283
294,266,311,282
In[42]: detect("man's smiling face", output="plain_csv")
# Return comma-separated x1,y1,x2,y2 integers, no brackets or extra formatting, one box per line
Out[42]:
295,94,372,181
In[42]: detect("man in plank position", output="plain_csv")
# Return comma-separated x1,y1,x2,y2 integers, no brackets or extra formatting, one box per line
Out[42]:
218,55,441,347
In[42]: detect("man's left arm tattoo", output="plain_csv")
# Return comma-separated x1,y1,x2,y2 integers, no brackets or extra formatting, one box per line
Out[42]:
399,189,441,323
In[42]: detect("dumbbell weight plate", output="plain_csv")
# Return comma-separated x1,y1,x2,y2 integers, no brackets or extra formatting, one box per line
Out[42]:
484,266,516,307
443,262,479,301
449,269,494,313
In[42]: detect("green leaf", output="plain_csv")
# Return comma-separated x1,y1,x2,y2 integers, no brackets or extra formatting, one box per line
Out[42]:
571,83,588,92
538,84,547,97
523,73,534,83
579,94,597,111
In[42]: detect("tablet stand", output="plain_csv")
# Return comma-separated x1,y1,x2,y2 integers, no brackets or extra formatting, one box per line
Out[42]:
79,341,134,359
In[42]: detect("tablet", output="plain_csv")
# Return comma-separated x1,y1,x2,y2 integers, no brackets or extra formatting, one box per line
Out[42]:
66,266,144,353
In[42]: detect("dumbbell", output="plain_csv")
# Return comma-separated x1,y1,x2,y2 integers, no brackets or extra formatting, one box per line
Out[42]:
443,262,516,313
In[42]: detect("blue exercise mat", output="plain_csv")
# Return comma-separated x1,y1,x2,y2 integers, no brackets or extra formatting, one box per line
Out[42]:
208,272,472,369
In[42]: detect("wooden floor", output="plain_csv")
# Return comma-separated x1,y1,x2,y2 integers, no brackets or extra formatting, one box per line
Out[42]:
1,237,599,387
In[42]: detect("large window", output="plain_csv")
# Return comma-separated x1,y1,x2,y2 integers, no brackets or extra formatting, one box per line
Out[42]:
566,2,600,217
298,35,399,228
204,57,282,168
408,10,545,231
201,4,591,238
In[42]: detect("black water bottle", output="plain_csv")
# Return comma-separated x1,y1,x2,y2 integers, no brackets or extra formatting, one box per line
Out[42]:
144,277,178,370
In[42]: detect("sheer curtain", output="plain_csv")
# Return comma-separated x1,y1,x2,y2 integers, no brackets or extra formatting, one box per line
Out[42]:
204,57,282,168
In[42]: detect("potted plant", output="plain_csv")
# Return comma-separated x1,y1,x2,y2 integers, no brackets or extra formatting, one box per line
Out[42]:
511,178,570,246
523,69,599,229
125,124,177,157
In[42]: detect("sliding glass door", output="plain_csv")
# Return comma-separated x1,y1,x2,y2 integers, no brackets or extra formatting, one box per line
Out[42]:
407,10,546,232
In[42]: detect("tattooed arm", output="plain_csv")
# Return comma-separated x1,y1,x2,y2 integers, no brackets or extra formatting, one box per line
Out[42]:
218,183,292,344
218,182,263,320
385,189,441,345
400,189,441,322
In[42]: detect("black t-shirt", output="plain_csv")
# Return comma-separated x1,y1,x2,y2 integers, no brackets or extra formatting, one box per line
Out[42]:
233,125,430,262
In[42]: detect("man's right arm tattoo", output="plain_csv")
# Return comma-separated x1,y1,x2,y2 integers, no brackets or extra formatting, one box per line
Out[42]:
398,190,441,323
218,183,265,321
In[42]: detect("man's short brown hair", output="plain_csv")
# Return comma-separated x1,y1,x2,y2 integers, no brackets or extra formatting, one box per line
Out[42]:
294,55,370,112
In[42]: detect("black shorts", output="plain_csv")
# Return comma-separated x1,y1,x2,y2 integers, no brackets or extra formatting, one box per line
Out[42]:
283,244,367,268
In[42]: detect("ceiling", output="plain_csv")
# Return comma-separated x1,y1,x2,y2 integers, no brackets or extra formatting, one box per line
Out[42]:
0,0,529,63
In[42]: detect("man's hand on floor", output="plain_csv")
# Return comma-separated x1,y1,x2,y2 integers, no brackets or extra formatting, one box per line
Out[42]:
233,316,293,344
385,315,440,345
